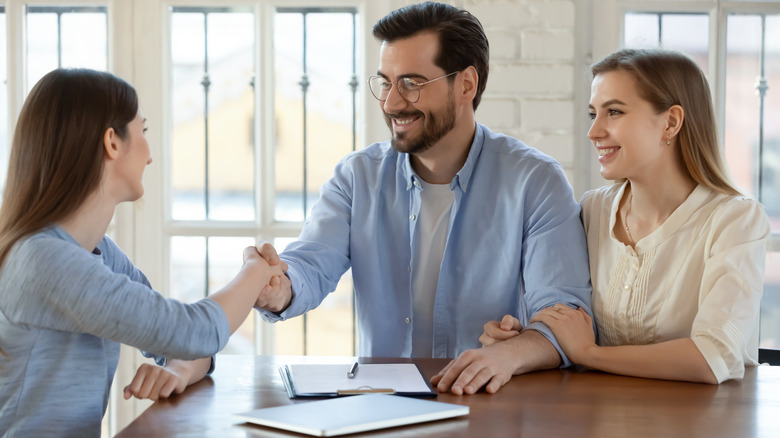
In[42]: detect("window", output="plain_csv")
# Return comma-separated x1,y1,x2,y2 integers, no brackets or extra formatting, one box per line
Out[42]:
0,6,7,187
166,5,361,356
723,13,780,349
24,4,111,241
25,6,107,93
604,1,780,348
0,4,108,193
271,8,359,356
624,12,710,72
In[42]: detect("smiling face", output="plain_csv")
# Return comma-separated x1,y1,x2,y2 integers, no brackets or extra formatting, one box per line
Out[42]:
588,70,672,182
377,32,458,155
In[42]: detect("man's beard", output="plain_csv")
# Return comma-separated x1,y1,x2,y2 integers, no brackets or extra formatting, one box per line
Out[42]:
386,98,456,155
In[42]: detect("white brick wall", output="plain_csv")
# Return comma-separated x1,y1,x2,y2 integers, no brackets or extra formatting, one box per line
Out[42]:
464,0,582,187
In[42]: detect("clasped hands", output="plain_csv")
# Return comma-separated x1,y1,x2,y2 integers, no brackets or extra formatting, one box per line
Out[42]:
245,243,292,313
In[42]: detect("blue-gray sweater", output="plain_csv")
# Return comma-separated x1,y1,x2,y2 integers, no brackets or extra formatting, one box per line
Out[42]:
0,227,230,437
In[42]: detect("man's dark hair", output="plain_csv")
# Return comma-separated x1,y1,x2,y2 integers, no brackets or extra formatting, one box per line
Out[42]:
372,1,489,110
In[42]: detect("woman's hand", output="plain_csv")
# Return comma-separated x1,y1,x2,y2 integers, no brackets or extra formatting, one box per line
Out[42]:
123,363,188,401
530,305,596,365
123,358,212,401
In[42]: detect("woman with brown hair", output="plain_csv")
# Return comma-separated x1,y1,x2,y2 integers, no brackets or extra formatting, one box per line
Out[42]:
484,48,769,384
0,68,285,436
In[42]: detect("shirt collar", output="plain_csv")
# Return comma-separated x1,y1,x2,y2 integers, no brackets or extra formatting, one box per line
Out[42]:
401,122,484,192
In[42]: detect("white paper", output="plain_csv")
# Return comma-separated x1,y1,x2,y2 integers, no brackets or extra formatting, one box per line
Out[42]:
288,363,431,394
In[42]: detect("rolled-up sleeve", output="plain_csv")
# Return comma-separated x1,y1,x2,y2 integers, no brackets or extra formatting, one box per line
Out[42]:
691,198,769,383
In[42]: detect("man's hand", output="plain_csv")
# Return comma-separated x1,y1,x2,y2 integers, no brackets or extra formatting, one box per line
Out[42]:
256,271,293,312
430,329,561,395
479,314,523,347
429,342,520,395
123,363,187,401
251,243,292,312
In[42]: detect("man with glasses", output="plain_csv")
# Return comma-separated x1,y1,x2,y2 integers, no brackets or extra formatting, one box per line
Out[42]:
254,1,591,395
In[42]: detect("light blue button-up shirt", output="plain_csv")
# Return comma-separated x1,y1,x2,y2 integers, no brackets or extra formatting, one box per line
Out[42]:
259,123,591,364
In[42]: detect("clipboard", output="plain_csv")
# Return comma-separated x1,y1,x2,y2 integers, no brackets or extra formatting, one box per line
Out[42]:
279,363,437,398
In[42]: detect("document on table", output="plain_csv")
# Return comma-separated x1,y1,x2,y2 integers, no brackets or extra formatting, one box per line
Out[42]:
280,363,436,398
234,393,468,437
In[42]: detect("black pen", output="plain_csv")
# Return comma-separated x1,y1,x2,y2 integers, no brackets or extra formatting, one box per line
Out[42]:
347,361,359,378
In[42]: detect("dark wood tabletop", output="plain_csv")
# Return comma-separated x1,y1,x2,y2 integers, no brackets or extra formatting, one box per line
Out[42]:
116,355,780,437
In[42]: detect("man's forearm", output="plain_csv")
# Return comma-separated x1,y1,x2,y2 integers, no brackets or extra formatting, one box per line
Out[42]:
505,329,562,375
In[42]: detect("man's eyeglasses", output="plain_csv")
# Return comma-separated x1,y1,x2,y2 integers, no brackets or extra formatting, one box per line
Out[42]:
367,71,459,103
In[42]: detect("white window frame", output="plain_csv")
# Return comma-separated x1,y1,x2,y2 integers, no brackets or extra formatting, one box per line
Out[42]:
124,0,393,432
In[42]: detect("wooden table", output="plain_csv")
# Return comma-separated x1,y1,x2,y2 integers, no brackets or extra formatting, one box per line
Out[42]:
116,355,780,437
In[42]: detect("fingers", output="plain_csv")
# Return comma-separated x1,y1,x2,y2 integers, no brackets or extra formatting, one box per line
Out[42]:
458,366,495,395
530,308,559,325
530,303,574,324
159,377,181,399
125,364,182,401
499,314,522,331
429,359,455,387
243,246,260,264
433,350,503,396
137,366,164,400
479,320,520,347
577,307,592,323
255,274,293,312
125,363,158,400
257,242,283,267
484,373,511,394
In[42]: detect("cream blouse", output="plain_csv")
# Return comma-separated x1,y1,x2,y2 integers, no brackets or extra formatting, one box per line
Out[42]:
581,181,770,383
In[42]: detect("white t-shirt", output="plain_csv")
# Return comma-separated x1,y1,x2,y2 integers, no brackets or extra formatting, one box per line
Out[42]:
411,180,454,357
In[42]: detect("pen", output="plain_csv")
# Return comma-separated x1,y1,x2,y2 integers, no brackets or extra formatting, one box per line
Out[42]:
347,361,359,378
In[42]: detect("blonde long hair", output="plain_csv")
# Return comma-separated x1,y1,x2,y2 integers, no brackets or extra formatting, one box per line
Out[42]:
591,48,740,196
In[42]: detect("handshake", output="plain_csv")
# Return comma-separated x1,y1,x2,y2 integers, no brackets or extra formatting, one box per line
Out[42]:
243,243,292,313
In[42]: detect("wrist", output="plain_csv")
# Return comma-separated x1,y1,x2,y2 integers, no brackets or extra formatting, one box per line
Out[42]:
503,329,560,375
573,344,599,368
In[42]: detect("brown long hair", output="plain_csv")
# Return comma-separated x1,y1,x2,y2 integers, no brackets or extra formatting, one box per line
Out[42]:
372,1,489,111
591,48,740,196
0,68,138,270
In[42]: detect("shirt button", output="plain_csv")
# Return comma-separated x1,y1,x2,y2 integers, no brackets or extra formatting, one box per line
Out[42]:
619,313,626,319
407,266,411,272
410,214,416,221
405,317,411,324
624,284,630,290
413,180,420,187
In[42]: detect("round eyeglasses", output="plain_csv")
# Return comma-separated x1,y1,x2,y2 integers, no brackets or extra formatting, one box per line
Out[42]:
367,71,459,103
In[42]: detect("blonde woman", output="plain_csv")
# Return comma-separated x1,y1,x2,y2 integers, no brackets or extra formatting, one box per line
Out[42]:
483,48,769,384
